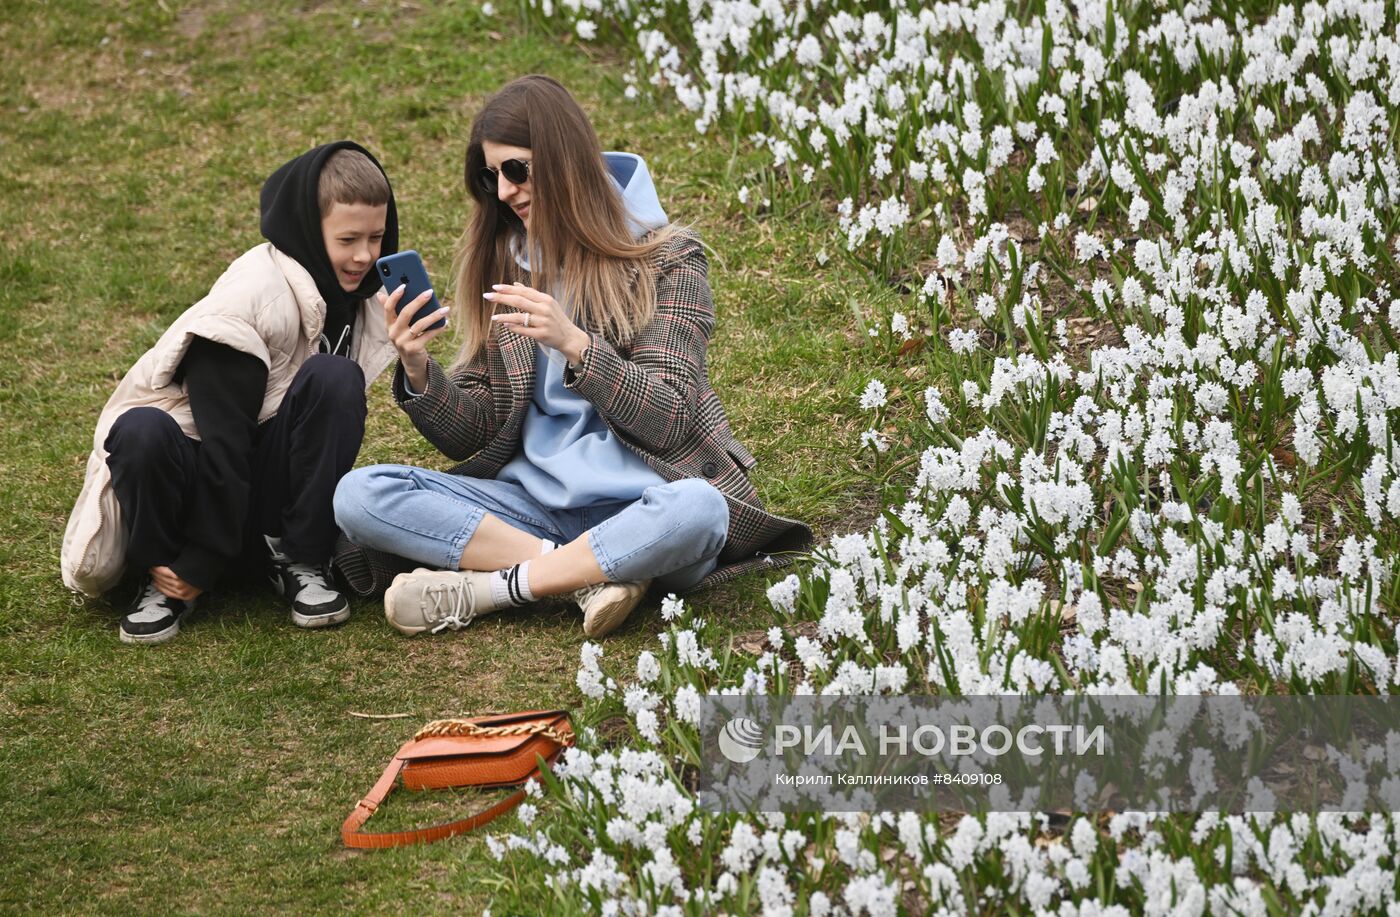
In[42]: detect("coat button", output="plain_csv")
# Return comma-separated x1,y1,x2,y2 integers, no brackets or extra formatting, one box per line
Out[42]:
701,461,718,478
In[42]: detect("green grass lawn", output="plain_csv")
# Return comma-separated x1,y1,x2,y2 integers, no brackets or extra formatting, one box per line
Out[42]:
0,1,889,911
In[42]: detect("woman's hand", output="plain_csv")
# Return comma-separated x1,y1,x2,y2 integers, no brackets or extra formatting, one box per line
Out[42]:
485,283,591,365
150,565,202,602
380,284,451,392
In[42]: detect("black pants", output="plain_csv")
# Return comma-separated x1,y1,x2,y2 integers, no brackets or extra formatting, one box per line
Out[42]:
104,354,367,573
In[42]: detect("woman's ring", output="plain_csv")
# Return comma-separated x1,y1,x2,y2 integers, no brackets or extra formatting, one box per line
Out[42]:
523,313,531,328
412,329,423,338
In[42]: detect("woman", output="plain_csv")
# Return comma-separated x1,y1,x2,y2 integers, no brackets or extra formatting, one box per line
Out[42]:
333,75,810,638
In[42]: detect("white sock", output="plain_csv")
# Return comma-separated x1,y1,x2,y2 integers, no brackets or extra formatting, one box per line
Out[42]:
489,561,535,606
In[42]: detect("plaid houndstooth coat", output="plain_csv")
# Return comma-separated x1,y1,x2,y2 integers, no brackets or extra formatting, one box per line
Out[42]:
392,229,812,592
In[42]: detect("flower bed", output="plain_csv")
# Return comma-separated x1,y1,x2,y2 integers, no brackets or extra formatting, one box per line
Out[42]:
486,0,1400,912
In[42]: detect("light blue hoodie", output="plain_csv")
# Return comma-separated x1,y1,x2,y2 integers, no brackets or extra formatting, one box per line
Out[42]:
495,153,669,509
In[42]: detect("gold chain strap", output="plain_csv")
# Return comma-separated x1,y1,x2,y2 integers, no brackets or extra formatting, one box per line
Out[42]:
415,718,573,747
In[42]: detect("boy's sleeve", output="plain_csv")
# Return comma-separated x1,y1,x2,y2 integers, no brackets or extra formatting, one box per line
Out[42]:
170,336,267,590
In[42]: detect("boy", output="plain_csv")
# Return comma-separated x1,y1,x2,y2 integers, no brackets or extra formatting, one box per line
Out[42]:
61,141,400,644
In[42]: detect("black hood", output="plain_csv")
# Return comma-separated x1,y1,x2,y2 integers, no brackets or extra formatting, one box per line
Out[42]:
259,140,399,312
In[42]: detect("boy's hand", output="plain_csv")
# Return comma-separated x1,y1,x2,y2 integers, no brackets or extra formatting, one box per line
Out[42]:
484,283,591,365
151,565,202,601
380,284,450,392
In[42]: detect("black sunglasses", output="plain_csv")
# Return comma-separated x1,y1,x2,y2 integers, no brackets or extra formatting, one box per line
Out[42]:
478,158,531,194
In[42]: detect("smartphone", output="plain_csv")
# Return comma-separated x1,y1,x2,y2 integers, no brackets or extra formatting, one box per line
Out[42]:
376,250,447,331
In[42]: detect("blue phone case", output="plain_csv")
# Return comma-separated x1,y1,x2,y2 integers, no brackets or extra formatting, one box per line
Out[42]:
376,250,446,331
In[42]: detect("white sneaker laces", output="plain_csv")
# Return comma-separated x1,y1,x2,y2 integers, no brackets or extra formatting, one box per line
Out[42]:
572,582,607,604
284,560,330,591
131,583,172,619
139,581,168,609
425,581,477,633
128,581,182,624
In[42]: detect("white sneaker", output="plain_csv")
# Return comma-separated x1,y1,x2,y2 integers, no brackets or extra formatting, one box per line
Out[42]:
119,576,195,644
265,535,351,628
573,579,652,638
384,568,501,636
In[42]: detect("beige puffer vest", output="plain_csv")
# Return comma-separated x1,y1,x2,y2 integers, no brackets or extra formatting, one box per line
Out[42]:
60,243,396,597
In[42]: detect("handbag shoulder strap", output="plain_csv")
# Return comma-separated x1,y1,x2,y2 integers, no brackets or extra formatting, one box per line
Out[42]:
340,748,549,849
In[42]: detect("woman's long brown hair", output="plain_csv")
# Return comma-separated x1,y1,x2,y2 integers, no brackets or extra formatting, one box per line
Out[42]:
450,75,676,372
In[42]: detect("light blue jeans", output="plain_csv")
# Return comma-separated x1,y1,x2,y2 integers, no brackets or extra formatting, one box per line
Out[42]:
332,465,729,592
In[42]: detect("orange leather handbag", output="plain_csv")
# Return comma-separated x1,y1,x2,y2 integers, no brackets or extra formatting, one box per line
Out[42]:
341,709,574,848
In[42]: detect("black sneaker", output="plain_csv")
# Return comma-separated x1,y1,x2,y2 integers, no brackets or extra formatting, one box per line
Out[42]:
120,577,194,644
265,535,351,628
